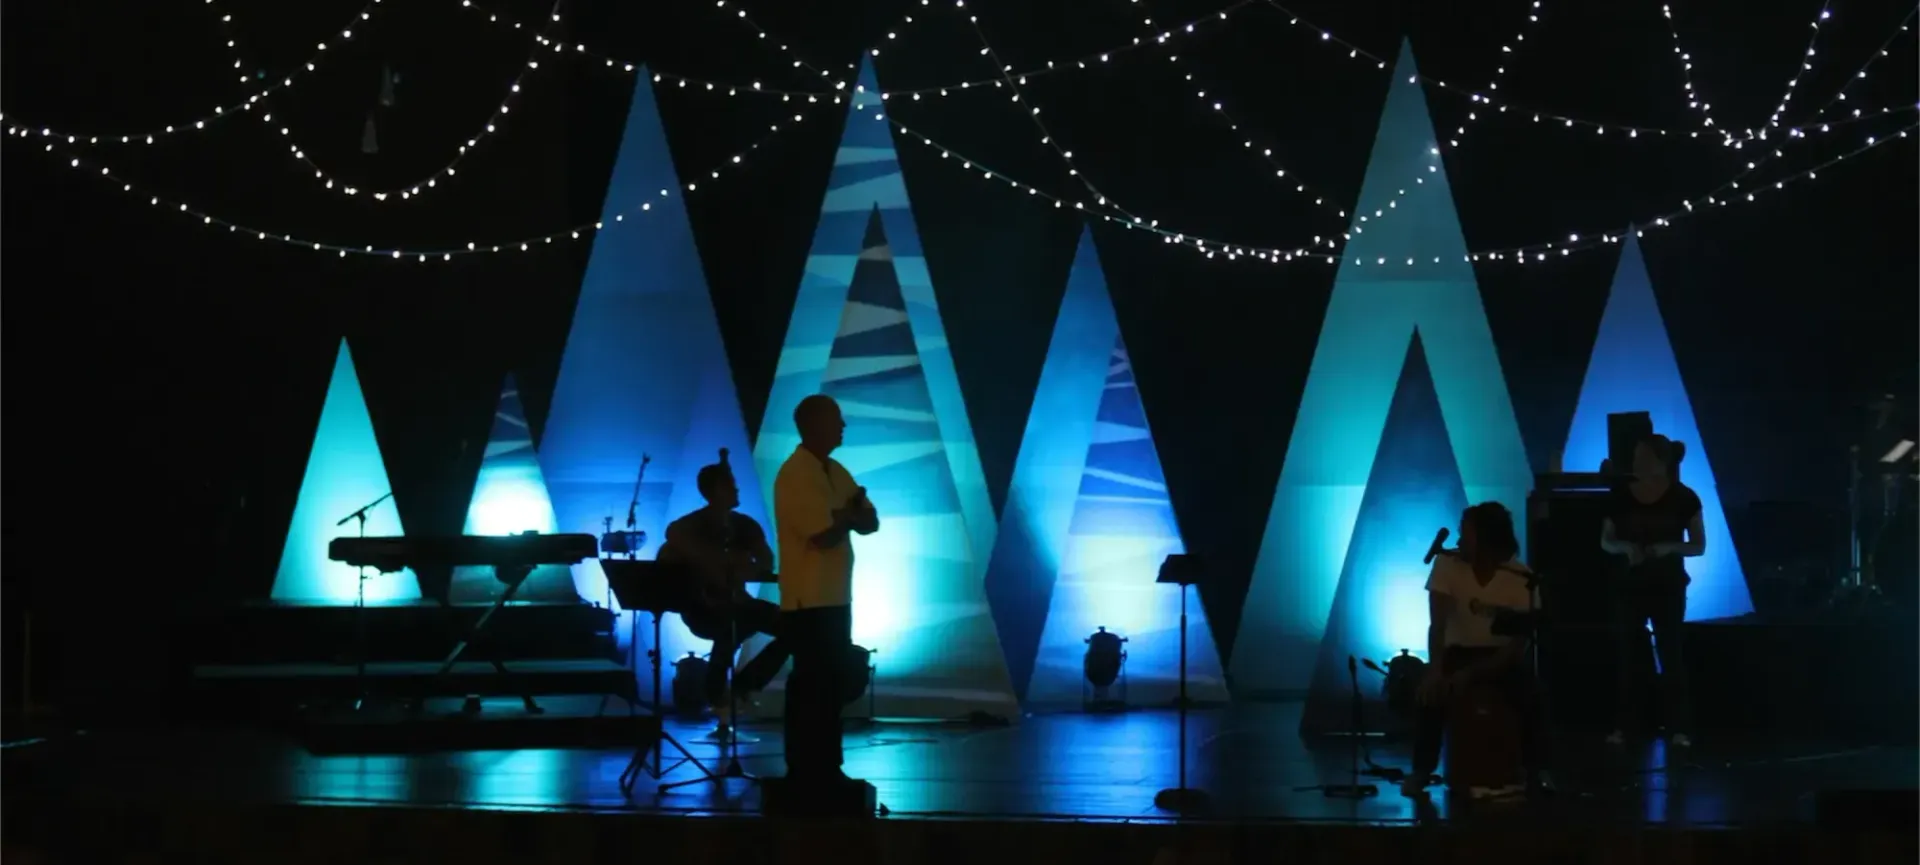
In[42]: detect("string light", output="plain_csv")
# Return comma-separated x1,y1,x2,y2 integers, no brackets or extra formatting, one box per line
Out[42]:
2,1,381,146
1261,1,1695,139
1659,3,1725,133
455,0,1256,100
1756,3,1834,136
1815,9,1916,121
881,110,1914,266
1119,0,1351,228
1345,5,1912,249
206,0,562,203
711,0,855,81
6,103,822,259
203,0,252,85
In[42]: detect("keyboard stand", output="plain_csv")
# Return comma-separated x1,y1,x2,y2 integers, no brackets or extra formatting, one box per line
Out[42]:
428,563,542,714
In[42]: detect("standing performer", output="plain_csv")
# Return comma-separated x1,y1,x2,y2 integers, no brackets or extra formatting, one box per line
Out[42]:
773,394,878,784
1403,502,1550,797
1599,434,1704,747
659,457,787,726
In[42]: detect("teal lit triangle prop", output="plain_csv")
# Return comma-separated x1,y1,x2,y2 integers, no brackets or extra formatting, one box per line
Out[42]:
1232,40,1531,694
450,374,577,603
272,339,417,604
1563,235,1750,618
990,227,1228,705
539,68,767,685
754,58,1014,720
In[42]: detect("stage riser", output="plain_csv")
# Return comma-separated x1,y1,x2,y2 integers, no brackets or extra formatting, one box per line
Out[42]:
2,803,1911,865
189,603,618,664
299,712,656,755
191,666,636,716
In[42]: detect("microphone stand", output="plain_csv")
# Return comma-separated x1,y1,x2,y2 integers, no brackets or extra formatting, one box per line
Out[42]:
336,491,393,712
1313,656,1380,798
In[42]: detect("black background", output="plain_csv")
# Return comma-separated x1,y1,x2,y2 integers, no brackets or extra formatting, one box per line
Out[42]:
3,0,1913,703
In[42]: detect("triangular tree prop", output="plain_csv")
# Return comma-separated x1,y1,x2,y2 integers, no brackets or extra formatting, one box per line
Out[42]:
753,59,1015,721
1300,335,1471,732
1232,40,1532,696
450,374,577,603
539,69,766,688
272,339,417,604
989,227,1228,706
1563,235,1750,618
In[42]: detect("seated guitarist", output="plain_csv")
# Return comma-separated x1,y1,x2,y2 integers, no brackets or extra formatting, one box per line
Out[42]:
659,461,790,724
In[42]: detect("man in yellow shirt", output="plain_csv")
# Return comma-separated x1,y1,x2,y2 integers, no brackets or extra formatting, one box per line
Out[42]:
773,394,878,783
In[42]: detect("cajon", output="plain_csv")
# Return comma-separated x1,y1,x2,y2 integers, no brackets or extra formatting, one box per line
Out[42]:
1445,680,1524,794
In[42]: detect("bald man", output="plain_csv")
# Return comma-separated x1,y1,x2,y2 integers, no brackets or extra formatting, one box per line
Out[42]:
772,394,878,783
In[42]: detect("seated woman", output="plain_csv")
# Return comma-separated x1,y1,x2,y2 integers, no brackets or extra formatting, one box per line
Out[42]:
1401,502,1550,798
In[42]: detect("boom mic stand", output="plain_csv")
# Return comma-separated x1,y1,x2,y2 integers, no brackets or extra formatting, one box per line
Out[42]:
335,491,393,712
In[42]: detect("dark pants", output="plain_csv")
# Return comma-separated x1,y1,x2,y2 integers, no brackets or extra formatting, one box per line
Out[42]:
1616,584,1691,733
704,597,789,705
782,604,852,779
1412,645,1550,778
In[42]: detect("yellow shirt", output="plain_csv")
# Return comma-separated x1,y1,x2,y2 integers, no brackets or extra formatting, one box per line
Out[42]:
773,446,861,611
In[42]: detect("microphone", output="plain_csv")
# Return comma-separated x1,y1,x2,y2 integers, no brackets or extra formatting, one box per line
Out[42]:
1361,658,1387,676
1422,527,1451,565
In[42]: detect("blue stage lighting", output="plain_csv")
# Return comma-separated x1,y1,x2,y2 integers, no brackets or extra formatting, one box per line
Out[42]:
272,339,418,604
753,59,1014,720
1563,236,1751,619
1301,339,1470,730
450,375,577,603
1232,40,1532,695
989,228,1227,706
539,70,766,681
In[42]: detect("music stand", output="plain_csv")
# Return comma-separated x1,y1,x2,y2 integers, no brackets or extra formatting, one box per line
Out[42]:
669,574,778,794
1152,554,1211,815
604,559,717,795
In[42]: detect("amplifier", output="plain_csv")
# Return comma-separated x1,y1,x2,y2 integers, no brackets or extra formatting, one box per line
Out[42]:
1527,487,1614,627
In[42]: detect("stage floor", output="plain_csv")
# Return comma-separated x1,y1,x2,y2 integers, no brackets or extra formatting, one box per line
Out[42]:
7,702,1910,825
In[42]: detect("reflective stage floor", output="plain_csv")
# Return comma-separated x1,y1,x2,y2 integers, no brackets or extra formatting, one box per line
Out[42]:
4,702,1915,864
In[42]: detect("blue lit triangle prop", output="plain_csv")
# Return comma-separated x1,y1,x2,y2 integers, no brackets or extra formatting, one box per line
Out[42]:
1233,40,1532,694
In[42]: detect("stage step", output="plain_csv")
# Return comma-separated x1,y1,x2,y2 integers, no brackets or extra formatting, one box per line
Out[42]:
193,659,638,713
294,694,661,754
188,601,619,664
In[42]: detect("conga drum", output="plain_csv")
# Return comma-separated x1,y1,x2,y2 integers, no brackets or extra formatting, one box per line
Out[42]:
1445,679,1524,796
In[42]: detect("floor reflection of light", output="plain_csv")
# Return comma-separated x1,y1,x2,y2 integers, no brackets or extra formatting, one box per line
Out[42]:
463,749,569,807
1642,738,1669,823
299,755,411,804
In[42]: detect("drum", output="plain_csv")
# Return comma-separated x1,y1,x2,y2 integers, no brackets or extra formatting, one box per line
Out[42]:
671,652,710,715
840,644,874,705
1445,680,1524,793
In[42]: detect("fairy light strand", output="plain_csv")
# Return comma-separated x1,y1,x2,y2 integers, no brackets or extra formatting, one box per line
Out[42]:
1345,4,1910,249
266,3,564,202
207,0,563,203
1121,0,1350,228
4,1,383,145
1815,8,1917,121
455,0,1256,99
12,105,1907,269
712,0,855,83
1756,3,1836,136
1659,2,1726,133
880,110,1914,265
5,103,821,259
